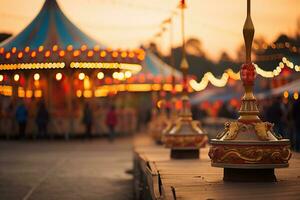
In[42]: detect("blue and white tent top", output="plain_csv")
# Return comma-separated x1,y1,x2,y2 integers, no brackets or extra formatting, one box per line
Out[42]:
139,50,182,78
0,0,103,50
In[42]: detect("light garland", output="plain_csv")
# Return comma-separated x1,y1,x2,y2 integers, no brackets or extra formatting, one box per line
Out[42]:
70,62,142,73
190,57,300,92
255,42,300,54
0,62,65,70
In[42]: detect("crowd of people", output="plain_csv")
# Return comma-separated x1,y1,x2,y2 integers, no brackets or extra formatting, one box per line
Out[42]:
260,97,300,151
15,101,49,139
191,96,300,151
0,95,299,151
0,100,130,141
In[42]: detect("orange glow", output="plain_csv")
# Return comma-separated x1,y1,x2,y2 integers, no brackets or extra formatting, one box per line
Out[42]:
294,92,299,100
83,90,93,98
121,51,127,58
45,50,50,57
31,51,36,58
5,52,10,59
137,54,145,60
24,46,30,53
81,45,87,51
34,90,42,98
138,74,146,83
11,47,16,53
18,87,25,98
105,77,113,84
152,84,161,91
76,90,82,97
67,45,73,51
38,45,44,52
87,50,94,57
112,51,118,58
93,45,100,51
128,52,134,58
17,52,23,59
52,45,58,52
26,90,33,98
73,50,80,57
283,91,289,98
0,85,12,96
83,77,91,89
0,47,4,54
59,50,65,57
100,50,106,57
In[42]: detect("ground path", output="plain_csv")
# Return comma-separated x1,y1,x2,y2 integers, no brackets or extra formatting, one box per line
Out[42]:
0,137,133,200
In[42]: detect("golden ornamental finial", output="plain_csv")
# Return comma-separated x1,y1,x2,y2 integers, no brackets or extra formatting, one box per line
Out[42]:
243,0,254,63
179,0,188,71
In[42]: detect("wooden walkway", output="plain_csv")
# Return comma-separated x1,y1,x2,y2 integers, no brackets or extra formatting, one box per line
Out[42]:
133,134,300,200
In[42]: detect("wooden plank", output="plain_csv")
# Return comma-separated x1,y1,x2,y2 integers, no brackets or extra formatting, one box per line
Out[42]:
133,134,300,200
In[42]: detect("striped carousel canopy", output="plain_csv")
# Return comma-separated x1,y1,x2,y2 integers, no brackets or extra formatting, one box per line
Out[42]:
139,50,182,80
0,0,144,72
0,0,101,50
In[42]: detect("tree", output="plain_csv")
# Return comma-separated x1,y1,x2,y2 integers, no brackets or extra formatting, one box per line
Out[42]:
185,38,206,57
297,17,300,38
0,33,12,43
218,52,232,62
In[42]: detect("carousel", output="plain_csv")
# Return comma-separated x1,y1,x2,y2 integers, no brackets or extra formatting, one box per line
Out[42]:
0,0,144,137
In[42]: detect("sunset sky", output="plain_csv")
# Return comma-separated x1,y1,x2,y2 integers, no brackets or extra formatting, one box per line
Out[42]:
0,0,299,61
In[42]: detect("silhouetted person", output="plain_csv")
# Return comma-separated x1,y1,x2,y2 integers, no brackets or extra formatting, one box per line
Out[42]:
82,103,93,138
266,97,284,136
293,100,300,151
16,102,28,139
36,101,49,139
106,106,117,142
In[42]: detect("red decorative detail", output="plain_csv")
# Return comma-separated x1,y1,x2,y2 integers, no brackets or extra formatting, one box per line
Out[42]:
240,63,256,86
180,0,185,7
160,91,166,97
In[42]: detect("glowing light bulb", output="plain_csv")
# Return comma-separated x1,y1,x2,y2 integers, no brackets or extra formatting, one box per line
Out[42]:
294,92,299,100
14,74,20,82
56,73,62,81
34,73,40,81
118,72,124,80
97,72,104,80
125,71,132,78
78,73,85,80
283,91,289,98
0,75,3,82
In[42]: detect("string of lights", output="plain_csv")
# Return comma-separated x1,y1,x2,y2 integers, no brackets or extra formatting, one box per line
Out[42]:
254,42,300,54
190,57,300,92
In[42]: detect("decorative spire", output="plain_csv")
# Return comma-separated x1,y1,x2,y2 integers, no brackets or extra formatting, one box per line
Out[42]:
243,0,254,63
179,0,187,69
179,0,189,96
238,0,259,122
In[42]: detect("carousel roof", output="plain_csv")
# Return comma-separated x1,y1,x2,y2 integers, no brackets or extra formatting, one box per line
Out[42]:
0,0,144,71
0,0,101,50
140,50,182,78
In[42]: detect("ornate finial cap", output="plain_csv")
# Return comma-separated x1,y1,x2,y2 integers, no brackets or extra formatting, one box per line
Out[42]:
178,0,187,9
180,57,189,70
